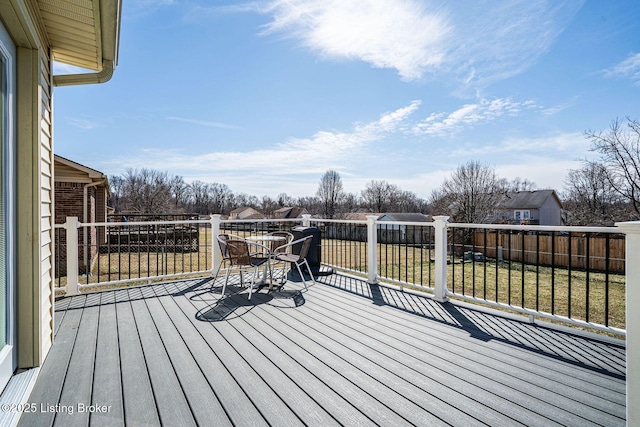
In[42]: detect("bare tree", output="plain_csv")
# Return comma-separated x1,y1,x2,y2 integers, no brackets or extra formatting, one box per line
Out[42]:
297,196,322,215
586,117,640,219
231,193,260,210
260,195,278,218
119,168,173,213
317,170,344,218
169,175,191,211
361,180,398,213
437,161,505,223
189,180,212,214
563,161,627,225
341,192,361,214
208,183,233,214
277,192,295,208
508,177,537,192
108,175,124,212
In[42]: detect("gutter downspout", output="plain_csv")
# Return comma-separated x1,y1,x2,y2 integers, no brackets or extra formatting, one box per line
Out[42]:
52,59,115,87
83,179,106,274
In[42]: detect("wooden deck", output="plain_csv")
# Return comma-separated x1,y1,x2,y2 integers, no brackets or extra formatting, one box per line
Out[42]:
18,273,626,426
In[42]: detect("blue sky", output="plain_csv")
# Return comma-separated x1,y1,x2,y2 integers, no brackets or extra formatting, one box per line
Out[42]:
53,0,640,199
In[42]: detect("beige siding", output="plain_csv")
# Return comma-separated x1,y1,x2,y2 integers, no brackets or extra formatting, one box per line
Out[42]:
54,162,93,182
39,52,54,359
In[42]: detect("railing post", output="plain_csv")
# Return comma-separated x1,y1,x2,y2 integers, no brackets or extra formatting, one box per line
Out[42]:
366,215,378,285
65,216,80,296
433,216,450,303
616,220,640,426
211,214,222,274
302,214,311,227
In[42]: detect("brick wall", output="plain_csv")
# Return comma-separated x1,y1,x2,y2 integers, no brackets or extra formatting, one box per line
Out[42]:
54,182,105,276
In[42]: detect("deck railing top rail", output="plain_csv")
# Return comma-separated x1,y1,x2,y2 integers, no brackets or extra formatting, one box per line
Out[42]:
447,222,621,234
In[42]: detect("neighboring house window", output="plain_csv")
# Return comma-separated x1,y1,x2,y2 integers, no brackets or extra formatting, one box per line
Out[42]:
514,210,530,221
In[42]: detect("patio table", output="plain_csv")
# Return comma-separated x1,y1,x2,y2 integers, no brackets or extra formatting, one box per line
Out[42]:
245,235,287,289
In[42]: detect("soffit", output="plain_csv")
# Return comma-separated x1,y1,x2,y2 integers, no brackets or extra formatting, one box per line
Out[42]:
36,0,103,71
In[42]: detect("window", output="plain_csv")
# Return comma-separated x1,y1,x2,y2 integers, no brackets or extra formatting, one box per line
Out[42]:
514,210,530,221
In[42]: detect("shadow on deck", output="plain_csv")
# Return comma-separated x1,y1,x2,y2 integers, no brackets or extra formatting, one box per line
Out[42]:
18,272,625,426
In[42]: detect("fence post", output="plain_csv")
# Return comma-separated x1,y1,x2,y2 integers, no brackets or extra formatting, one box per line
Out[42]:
65,217,80,296
211,214,221,274
616,220,640,425
302,214,311,227
433,216,450,303
366,215,378,285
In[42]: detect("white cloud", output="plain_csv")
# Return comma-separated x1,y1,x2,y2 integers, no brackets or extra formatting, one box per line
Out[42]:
413,98,536,137
110,101,421,191
604,53,640,86
166,117,240,130
257,0,583,87
261,0,450,81
496,157,582,191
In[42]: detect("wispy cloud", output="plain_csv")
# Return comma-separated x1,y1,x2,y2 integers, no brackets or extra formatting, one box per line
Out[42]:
604,52,640,85
253,0,582,88
412,98,536,137
114,101,421,178
166,116,240,130
66,117,101,130
447,132,586,157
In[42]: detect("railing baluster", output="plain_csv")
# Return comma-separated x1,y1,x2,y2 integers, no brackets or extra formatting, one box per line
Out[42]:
568,231,572,319
605,233,610,327
551,231,556,315
508,230,512,306
585,233,590,323
521,230,525,308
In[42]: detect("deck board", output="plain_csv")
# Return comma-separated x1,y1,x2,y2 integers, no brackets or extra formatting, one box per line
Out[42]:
127,291,196,426
115,294,160,426
54,302,99,427
152,286,270,427
18,273,626,426
143,294,232,426
89,293,124,427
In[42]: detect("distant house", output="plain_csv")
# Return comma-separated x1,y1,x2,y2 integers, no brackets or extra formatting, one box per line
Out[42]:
273,206,309,219
54,155,110,275
229,206,264,220
494,190,563,226
377,213,432,243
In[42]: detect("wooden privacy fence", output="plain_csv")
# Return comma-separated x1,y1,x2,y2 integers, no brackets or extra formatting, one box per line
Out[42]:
473,231,626,273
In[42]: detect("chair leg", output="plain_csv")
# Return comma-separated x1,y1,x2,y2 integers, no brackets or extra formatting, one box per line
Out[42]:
302,259,317,285
294,262,308,290
221,267,231,297
210,262,222,291
248,265,258,300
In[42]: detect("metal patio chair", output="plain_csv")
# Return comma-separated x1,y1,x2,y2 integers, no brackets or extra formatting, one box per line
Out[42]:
221,238,271,300
272,235,316,290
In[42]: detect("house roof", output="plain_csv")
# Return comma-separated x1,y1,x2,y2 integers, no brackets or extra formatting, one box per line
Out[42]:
54,155,106,180
342,212,381,221
378,213,431,222
273,206,308,219
497,190,562,210
230,207,255,214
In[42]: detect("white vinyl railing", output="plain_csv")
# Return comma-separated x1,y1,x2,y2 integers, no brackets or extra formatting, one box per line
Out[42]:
54,214,637,336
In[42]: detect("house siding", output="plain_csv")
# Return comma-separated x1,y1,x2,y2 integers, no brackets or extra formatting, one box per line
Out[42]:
539,196,562,226
15,43,54,366
38,50,54,359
